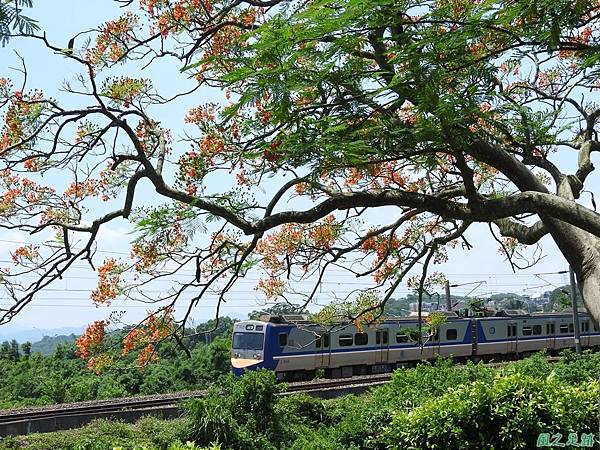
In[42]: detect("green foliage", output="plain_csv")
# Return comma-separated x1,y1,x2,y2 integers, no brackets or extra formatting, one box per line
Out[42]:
374,358,496,411
185,370,281,450
6,352,600,449
0,0,38,46
276,394,327,428
382,374,598,450
0,416,213,450
0,418,164,450
0,318,233,409
135,416,193,449
248,303,309,320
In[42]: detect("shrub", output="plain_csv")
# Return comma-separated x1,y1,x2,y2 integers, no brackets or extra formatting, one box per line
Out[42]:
276,394,327,427
0,417,191,450
0,419,153,450
372,357,495,411
185,370,280,450
283,429,349,450
136,416,191,448
382,374,598,450
322,394,388,450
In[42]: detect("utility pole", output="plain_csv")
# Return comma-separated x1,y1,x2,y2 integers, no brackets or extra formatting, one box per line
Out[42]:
570,266,582,355
445,280,451,311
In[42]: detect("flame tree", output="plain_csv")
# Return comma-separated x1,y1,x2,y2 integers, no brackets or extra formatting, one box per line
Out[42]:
2,0,600,368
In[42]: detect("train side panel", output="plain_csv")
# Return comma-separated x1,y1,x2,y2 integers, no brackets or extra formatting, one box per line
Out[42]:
232,313,600,378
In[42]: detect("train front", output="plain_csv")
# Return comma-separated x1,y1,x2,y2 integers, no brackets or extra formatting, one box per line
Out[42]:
231,320,270,376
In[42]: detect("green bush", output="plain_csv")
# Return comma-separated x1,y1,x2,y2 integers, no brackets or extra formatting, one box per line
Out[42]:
185,370,280,450
319,394,388,450
283,429,349,450
382,374,598,450
0,419,153,450
0,417,191,450
372,357,495,411
136,416,192,449
276,394,327,427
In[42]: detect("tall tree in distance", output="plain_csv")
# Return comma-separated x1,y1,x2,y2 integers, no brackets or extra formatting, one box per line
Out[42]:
1,0,600,369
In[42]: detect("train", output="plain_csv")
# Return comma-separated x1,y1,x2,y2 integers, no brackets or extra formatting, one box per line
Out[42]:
230,310,599,380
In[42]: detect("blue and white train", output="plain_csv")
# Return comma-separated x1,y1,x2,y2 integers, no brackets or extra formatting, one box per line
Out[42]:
231,311,599,380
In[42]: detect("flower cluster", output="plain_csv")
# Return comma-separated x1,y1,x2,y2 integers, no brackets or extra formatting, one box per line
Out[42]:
142,0,213,36
309,215,340,249
122,327,148,356
256,223,304,271
256,277,286,299
64,180,100,199
85,12,139,65
185,105,216,125
102,77,149,108
75,320,108,359
90,258,126,305
1,89,44,152
0,171,55,217
10,245,39,265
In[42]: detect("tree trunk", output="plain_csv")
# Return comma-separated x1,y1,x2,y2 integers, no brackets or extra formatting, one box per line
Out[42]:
542,178,600,324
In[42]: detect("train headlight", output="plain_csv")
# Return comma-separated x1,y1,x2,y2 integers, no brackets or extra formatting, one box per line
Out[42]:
253,353,261,359
233,352,240,358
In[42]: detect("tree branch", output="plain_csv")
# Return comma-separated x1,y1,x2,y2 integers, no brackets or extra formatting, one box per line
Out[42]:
494,218,548,245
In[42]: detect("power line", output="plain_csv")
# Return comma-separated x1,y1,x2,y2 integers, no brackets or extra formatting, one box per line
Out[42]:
0,304,262,309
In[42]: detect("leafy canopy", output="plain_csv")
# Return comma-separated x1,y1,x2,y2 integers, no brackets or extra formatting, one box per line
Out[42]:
1,0,600,367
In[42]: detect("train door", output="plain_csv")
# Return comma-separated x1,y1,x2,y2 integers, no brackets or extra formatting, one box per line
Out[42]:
376,328,389,363
545,321,556,351
580,320,590,347
506,321,518,354
315,332,331,368
432,324,441,357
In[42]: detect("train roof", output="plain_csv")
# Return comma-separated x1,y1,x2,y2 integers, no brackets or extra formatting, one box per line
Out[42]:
255,309,591,326
259,314,313,324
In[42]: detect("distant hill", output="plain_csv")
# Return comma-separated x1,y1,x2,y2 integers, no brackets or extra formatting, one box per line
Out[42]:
0,325,83,344
30,334,78,355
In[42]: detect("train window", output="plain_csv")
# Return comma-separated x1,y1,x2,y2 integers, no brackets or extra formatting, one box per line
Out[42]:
522,326,532,336
255,325,263,331
446,329,458,341
279,333,288,347
383,330,388,344
396,332,409,343
581,322,590,333
546,323,555,334
569,323,574,333
339,334,353,347
354,333,368,346
324,333,330,347
315,335,322,348
376,331,381,344
507,325,512,337
233,332,264,350
559,324,569,333
533,325,542,335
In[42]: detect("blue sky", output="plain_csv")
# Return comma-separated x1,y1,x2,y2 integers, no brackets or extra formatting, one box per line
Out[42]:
0,1,591,334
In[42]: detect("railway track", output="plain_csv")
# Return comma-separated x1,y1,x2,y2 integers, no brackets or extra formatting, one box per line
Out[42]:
0,373,392,437
0,357,560,437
